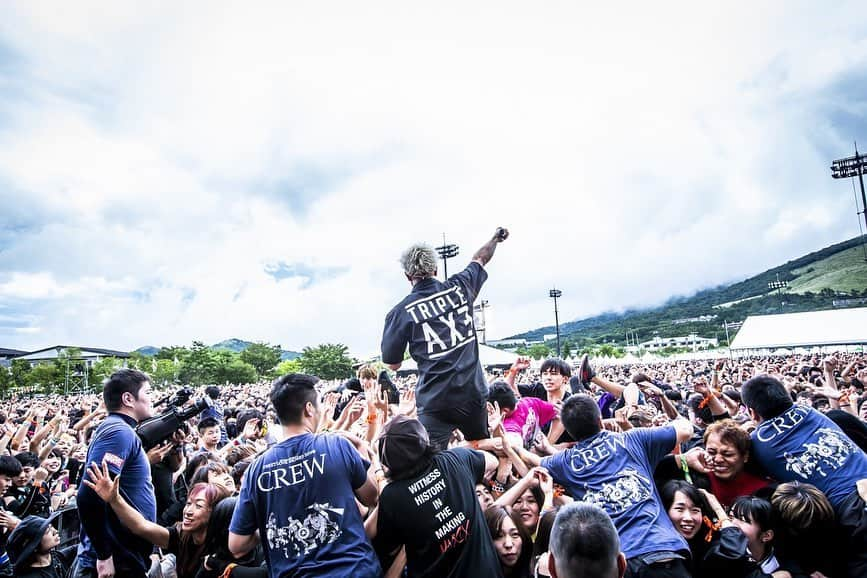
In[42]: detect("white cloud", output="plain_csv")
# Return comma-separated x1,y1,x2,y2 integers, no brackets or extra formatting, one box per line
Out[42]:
1,1,866,353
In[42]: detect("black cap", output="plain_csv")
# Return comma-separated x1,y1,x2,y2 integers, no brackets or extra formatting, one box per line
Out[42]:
7,515,53,571
378,415,430,476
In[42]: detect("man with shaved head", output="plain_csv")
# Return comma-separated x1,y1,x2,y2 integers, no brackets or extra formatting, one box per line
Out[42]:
548,503,626,578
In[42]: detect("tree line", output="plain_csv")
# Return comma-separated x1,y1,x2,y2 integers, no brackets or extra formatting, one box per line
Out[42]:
0,342,357,396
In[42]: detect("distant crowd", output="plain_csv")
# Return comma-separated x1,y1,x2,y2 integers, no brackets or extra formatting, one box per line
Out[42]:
0,351,865,577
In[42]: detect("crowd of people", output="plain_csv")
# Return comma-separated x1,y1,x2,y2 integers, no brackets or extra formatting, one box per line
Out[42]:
0,230,865,578
0,352,864,577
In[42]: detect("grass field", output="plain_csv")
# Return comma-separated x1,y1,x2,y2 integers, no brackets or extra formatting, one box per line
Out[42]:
787,244,867,294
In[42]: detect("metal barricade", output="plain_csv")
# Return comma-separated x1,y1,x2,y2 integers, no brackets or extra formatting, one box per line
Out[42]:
50,505,80,550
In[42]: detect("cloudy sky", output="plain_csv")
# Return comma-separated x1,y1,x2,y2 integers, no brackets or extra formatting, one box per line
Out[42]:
1,1,866,357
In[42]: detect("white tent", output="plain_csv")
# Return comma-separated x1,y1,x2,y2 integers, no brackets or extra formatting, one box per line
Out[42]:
395,343,519,373
730,308,867,352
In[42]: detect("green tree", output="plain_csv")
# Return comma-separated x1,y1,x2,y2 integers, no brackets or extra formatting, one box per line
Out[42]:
156,346,191,363
177,341,220,385
90,356,124,387
274,358,302,376
27,362,62,394
0,367,10,397
214,358,258,384
126,351,152,371
297,344,354,380
526,343,551,360
152,359,179,386
10,360,30,390
594,344,625,358
561,339,573,359
240,342,282,377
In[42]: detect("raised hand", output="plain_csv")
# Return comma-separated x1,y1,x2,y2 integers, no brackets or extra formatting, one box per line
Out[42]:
146,441,175,465
321,393,339,420
533,467,553,495
83,461,121,503
512,357,531,372
373,387,389,414
398,388,416,416
346,399,366,424
487,401,503,434
242,418,261,440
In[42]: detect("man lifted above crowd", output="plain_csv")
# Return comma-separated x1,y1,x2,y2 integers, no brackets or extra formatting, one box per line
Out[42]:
381,227,509,449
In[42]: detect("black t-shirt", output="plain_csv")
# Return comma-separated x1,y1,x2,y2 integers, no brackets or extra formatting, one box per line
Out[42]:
17,551,72,578
376,448,503,578
381,263,488,413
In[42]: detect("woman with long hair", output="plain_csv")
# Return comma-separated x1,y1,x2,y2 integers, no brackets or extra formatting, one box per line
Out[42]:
485,506,533,578
84,462,231,578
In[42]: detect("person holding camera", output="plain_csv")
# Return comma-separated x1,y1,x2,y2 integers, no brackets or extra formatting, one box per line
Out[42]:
73,369,157,578
381,227,509,450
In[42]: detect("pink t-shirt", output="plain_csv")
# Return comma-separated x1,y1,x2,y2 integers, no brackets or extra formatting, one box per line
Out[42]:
503,397,557,449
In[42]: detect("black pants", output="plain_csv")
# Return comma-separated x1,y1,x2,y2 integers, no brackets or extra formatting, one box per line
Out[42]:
625,556,691,578
419,398,488,450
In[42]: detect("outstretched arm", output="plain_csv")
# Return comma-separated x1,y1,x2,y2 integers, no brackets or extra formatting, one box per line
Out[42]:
472,227,509,267
83,462,171,549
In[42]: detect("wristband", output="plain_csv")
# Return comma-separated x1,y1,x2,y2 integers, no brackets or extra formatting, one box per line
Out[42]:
679,454,693,484
366,411,379,424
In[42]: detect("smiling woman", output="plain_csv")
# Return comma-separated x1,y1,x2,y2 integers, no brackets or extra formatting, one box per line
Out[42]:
83,462,231,578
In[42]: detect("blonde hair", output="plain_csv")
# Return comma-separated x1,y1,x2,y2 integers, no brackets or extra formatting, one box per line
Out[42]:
771,482,834,532
400,244,437,279
357,364,377,380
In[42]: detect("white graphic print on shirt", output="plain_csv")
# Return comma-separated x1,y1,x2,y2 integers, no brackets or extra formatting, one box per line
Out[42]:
266,503,344,556
783,427,853,479
582,468,652,514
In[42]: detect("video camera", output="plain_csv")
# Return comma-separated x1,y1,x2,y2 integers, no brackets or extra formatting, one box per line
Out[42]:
136,387,212,451
153,386,195,409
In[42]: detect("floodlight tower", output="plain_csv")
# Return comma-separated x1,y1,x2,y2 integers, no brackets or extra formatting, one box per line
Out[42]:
549,288,563,357
831,143,867,262
767,273,788,314
435,233,459,280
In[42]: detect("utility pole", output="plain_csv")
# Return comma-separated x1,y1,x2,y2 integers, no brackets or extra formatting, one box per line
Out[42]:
549,288,562,357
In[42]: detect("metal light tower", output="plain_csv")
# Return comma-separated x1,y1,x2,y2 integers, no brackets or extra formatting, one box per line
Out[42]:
549,288,562,357
435,233,459,280
767,273,788,314
831,143,867,262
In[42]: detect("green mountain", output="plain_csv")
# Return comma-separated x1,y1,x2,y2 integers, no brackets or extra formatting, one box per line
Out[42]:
137,339,301,360
134,346,161,356
213,339,301,360
509,236,867,348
